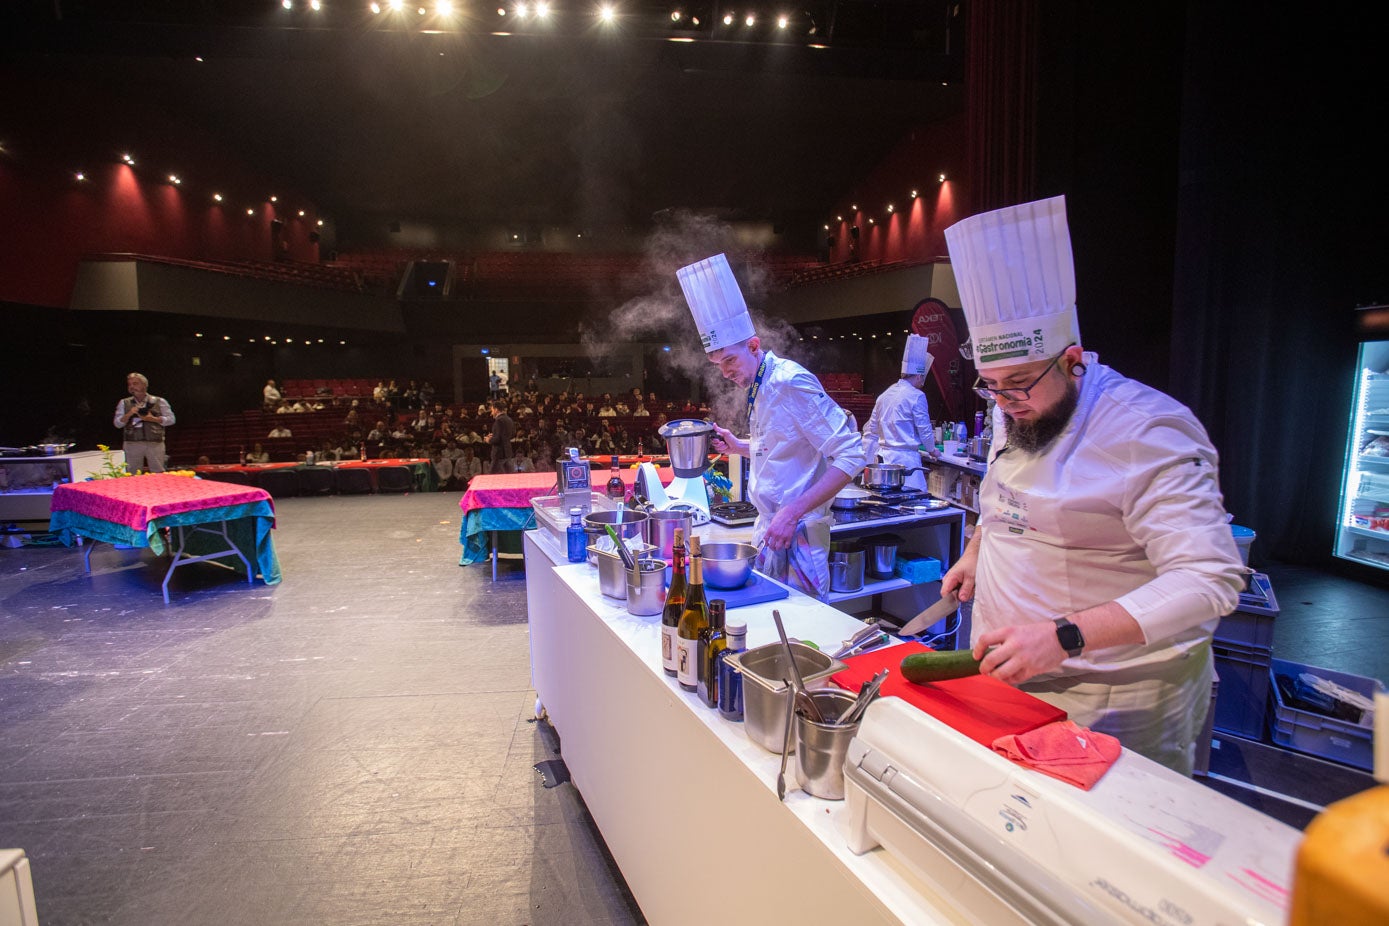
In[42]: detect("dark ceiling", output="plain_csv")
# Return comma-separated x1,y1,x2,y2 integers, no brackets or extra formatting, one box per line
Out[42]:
6,0,966,236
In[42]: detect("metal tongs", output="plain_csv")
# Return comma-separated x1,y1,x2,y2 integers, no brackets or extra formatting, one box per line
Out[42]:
772,609,824,723
839,669,889,726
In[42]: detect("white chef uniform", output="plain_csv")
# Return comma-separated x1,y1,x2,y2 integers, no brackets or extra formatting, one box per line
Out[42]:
946,196,1245,775
862,335,934,491
678,254,865,599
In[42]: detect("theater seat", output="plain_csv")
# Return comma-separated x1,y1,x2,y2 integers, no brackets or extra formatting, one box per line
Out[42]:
298,466,336,496
376,466,413,494
336,467,375,494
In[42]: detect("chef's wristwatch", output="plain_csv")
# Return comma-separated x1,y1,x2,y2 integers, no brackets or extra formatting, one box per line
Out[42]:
1053,617,1085,657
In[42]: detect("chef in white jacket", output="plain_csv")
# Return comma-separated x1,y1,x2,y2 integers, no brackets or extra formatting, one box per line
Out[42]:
678,254,866,599
940,196,1246,775
862,334,934,491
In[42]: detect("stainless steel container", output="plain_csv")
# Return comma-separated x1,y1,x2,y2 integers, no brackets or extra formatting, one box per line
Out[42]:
795,689,859,800
582,509,648,542
727,642,848,753
700,541,756,589
643,509,693,560
588,542,656,599
625,557,668,616
658,418,713,479
861,534,903,578
829,541,865,592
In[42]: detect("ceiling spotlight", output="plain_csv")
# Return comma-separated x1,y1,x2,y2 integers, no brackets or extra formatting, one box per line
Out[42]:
939,173,947,182
168,174,181,185
823,224,828,230
121,153,135,165
515,2,528,16
317,219,324,226
247,208,255,216
777,14,788,29
910,189,918,199
194,56,204,62
213,192,223,202
851,203,858,211
281,0,293,9
836,215,842,222
670,9,681,22
886,203,894,213
722,12,733,25
309,0,322,10
269,195,278,203
535,0,550,17
74,171,86,181
339,340,347,345
744,13,755,26
390,0,404,9
437,0,454,14
599,4,615,23
298,210,305,217
370,2,381,12
418,6,427,14
868,217,876,224
497,6,506,14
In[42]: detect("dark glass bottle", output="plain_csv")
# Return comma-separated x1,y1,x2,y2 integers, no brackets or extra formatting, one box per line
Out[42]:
606,455,625,500
698,599,726,708
716,619,747,721
675,536,708,692
661,528,687,678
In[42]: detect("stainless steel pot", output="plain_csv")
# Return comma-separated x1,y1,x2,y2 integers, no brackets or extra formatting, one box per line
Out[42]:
832,487,871,510
861,462,922,490
861,533,903,578
658,418,714,479
829,541,865,592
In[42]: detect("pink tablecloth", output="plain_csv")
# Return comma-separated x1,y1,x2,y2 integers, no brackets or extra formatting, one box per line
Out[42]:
50,474,272,532
459,467,674,515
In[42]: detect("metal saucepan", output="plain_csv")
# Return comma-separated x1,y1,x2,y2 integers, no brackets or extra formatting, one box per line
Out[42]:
861,462,923,490
832,486,872,510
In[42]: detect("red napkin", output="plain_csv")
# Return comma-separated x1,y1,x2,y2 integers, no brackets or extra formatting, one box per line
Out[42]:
991,720,1122,791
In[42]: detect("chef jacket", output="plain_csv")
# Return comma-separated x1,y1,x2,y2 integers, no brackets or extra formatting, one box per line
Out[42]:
973,353,1245,673
747,351,866,597
862,378,933,491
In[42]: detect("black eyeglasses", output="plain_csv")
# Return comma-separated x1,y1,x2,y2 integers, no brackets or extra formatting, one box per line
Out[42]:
972,351,1066,402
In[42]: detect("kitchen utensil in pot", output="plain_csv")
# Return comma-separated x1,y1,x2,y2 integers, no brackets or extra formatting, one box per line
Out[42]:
794,689,860,800
726,642,847,752
772,609,824,723
604,524,637,572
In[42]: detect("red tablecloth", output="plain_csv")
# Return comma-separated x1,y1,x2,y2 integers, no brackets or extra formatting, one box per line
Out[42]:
459,467,674,515
192,458,429,476
50,474,272,532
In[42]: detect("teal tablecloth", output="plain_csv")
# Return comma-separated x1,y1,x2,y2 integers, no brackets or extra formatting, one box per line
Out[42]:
459,507,535,565
51,500,282,585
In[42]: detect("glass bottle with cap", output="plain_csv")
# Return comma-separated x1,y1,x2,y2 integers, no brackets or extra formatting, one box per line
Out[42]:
716,618,747,721
566,506,587,563
698,599,726,708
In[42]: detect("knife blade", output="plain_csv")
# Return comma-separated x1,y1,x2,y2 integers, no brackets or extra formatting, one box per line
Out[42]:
897,592,959,637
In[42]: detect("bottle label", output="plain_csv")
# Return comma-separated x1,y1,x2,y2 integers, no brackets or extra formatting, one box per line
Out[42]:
661,625,678,673
676,637,698,688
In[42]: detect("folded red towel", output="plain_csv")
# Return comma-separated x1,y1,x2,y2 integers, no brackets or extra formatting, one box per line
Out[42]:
992,720,1122,790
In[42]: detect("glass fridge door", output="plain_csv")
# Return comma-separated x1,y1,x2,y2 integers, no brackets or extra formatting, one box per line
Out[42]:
1335,339,1389,568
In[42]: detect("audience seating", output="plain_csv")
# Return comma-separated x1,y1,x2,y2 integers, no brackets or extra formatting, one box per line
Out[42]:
298,467,336,496
335,468,375,495
255,469,302,498
376,466,414,494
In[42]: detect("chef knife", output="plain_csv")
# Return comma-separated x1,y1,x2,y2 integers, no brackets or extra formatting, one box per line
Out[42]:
897,592,960,637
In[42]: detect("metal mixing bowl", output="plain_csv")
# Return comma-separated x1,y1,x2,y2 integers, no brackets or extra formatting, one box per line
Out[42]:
700,541,757,589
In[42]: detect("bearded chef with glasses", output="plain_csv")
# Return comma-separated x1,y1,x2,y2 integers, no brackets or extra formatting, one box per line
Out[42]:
939,196,1247,775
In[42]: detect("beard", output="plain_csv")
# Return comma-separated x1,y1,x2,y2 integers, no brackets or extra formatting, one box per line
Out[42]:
1003,379,1080,454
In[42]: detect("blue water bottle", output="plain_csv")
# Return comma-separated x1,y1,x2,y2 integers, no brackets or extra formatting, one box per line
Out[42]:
716,619,748,721
566,507,587,563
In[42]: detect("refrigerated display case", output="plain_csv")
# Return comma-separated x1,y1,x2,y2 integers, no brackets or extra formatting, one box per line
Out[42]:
1335,339,1389,568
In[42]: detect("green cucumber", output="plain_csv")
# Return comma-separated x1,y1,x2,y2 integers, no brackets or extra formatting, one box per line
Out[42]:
900,650,983,684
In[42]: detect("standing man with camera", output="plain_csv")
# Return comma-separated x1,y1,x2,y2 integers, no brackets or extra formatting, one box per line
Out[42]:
114,372,176,473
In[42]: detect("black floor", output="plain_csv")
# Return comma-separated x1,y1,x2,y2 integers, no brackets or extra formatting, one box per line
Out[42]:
0,494,644,926
1,503,1385,924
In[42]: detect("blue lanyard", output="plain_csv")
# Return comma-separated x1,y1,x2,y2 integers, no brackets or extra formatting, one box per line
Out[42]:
745,354,769,426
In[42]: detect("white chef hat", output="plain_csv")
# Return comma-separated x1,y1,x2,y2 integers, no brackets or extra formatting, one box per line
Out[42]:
943,195,1079,371
676,253,756,353
901,333,934,377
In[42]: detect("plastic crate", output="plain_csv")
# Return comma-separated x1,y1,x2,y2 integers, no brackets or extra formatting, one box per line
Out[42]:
1216,573,1278,649
1269,657,1384,771
1211,641,1272,739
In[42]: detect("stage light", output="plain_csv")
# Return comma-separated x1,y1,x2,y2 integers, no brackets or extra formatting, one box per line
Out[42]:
282,0,293,9
938,173,947,182
886,203,894,213
74,171,86,181
269,195,278,203
851,203,858,211
868,217,876,225
168,174,181,185
670,9,681,22
298,210,305,217
121,153,135,165
309,0,322,10
247,208,255,216
836,214,842,222
722,12,733,25
437,0,453,14
390,0,404,9
497,6,505,14
213,192,223,202
777,14,788,28
535,0,550,17
516,2,528,17
599,4,615,23
370,2,381,12
194,56,203,62
317,219,324,226
910,189,918,199
744,13,755,26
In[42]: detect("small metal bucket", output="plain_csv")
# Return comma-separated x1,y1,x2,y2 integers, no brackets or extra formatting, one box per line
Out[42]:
624,558,668,616
795,689,860,800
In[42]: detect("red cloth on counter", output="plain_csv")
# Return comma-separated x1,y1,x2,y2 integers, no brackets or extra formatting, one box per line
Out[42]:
49,474,271,532
991,720,1122,791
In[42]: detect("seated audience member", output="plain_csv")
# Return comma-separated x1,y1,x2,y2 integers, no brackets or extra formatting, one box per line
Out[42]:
307,399,326,411
456,446,483,484
247,443,270,464
615,400,630,415
290,400,309,413
263,379,281,410
391,423,410,441
368,421,388,442
373,381,387,402
514,452,535,473
275,400,293,414
431,449,454,490
344,408,360,427
632,402,650,417
268,425,292,438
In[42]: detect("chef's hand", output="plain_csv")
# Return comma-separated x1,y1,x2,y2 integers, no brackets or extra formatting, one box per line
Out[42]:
973,622,1067,687
709,422,748,457
940,540,979,601
760,505,800,551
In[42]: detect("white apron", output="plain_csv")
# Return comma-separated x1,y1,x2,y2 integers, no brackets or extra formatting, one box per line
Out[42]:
862,379,931,492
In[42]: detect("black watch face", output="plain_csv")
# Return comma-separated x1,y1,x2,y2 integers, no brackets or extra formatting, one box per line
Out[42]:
1057,622,1084,653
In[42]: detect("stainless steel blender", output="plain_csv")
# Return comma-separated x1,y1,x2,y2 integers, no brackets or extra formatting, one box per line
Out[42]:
634,418,713,526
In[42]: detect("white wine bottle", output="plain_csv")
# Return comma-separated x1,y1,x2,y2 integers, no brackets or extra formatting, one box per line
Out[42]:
675,536,708,692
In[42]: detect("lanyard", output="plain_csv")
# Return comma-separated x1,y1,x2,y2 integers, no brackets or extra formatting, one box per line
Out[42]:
745,353,770,427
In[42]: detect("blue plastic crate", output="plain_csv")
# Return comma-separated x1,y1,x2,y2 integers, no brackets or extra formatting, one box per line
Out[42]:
893,554,942,584
1269,658,1384,771
1212,641,1272,739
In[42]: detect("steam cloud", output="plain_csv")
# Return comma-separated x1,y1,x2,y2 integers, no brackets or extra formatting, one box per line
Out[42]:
578,210,808,436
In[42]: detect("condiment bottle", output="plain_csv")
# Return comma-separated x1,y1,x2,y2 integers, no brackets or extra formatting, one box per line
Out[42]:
716,619,747,721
